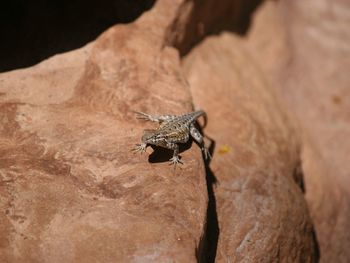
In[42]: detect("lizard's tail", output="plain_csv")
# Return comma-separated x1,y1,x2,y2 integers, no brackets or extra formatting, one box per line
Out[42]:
193,110,207,128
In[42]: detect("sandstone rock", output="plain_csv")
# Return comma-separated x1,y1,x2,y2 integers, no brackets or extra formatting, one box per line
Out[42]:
0,1,208,262
0,0,328,262
245,1,350,262
183,33,317,262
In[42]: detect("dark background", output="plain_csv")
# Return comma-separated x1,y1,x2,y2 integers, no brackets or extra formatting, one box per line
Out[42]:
0,0,155,72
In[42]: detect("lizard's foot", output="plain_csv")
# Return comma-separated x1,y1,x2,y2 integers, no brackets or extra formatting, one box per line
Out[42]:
134,111,153,121
169,155,183,168
132,143,147,154
202,147,212,160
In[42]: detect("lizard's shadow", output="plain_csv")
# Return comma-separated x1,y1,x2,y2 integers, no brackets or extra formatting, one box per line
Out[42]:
148,140,193,163
148,119,212,164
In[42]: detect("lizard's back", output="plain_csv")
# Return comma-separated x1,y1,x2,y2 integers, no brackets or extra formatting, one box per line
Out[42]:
155,110,205,143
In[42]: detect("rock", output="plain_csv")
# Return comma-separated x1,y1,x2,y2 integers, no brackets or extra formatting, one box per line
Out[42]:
0,1,208,262
0,0,328,262
183,33,317,262
245,1,350,262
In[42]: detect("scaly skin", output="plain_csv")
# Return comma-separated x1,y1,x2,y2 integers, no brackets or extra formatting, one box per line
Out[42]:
133,110,210,168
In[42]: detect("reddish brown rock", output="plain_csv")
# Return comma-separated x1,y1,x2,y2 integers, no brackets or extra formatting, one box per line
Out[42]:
0,1,208,262
183,33,317,262
0,0,326,262
245,1,350,262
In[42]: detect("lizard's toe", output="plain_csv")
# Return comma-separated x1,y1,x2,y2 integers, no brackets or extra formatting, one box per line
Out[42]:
132,143,147,154
169,156,183,168
134,111,151,121
202,147,212,160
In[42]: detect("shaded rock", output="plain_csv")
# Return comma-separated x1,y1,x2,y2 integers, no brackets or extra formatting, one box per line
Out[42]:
0,0,156,72
183,33,317,262
164,0,263,55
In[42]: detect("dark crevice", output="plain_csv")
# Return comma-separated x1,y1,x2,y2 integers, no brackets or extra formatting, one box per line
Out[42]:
298,159,321,262
0,0,155,72
201,140,219,263
192,122,218,263
293,160,305,193
170,0,264,57
312,228,321,262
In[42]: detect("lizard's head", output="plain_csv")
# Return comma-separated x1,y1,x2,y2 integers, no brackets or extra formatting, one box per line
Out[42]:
141,129,157,144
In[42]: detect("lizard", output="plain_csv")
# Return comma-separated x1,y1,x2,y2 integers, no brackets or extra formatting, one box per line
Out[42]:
133,110,210,168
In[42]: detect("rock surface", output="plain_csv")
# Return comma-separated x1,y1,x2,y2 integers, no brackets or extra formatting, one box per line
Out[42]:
1,0,347,262
245,1,350,262
0,1,208,262
183,33,316,262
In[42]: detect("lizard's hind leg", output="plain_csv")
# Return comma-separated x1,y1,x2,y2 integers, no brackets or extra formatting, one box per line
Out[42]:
190,123,211,159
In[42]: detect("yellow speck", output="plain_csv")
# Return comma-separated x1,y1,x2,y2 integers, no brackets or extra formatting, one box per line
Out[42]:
218,145,230,154
331,95,342,105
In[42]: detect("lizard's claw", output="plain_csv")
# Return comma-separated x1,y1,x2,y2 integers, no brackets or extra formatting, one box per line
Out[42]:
134,111,152,121
169,155,183,169
132,143,147,154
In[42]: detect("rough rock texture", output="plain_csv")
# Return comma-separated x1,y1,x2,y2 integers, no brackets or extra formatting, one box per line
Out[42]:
2,0,345,262
244,1,350,262
183,33,316,262
0,1,209,262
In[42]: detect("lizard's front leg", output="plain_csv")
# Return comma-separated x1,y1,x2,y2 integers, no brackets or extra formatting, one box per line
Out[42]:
132,142,147,153
190,123,211,159
166,142,182,167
